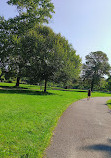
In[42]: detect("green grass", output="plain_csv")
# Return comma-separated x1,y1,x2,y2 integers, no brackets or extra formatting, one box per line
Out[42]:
0,83,111,157
107,99,111,109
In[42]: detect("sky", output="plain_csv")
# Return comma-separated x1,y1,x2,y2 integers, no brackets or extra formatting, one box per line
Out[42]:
0,0,111,64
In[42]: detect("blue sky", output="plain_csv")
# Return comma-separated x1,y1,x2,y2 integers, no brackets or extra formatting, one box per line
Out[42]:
0,0,111,64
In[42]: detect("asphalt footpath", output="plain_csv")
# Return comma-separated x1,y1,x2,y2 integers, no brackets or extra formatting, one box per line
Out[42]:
44,97,111,158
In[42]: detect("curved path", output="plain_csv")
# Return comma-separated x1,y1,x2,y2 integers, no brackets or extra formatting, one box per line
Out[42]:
45,97,111,158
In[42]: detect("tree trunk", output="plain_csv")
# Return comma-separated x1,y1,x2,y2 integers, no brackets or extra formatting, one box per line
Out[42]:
0,72,3,82
16,77,20,87
91,79,94,91
44,79,47,92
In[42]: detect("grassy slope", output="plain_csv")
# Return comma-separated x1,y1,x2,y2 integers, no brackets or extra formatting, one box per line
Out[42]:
0,83,111,157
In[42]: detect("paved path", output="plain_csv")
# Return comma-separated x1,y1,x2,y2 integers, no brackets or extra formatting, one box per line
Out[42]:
45,97,111,158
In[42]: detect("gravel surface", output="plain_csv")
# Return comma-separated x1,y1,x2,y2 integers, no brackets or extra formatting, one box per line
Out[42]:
45,97,111,158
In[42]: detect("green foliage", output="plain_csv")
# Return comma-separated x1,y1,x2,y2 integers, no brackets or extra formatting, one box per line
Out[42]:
107,99,111,109
7,0,55,25
82,51,111,90
106,76,111,91
0,1,81,91
49,34,82,86
17,25,81,91
0,0,55,85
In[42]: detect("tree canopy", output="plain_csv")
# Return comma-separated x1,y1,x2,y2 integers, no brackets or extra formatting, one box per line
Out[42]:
20,26,81,92
0,11,82,91
82,51,111,90
6,0,55,34
0,0,55,87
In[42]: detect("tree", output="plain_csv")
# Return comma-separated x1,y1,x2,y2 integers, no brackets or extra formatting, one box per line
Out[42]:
53,38,81,87
6,0,54,35
106,76,111,91
23,26,81,92
0,0,54,86
7,0,54,23
82,51,111,91
22,26,67,92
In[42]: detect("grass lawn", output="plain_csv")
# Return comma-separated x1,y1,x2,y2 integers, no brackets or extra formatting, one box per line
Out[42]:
0,83,111,157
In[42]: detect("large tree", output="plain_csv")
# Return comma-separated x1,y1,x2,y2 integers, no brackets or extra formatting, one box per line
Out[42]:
22,26,81,92
82,51,111,91
0,0,54,86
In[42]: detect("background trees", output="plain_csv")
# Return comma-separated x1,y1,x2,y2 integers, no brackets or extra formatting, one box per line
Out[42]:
1,1,111,92
106,76,111,91
82,51,111,91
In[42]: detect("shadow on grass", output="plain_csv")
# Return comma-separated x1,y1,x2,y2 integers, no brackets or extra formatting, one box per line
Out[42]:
74,90,87,92
0,88,54,96
21,153,29,158
0,85,87,95
52,88,87,93
0,85,28,89
93,91,111,94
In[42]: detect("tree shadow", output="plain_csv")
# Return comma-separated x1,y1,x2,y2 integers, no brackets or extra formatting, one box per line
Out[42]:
74,90,87,93
97,91,111,94
0,85,28,89
80,139,111,157
107,103,111,105
52,88,87,93
0,88,54,96
82,144,111,152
